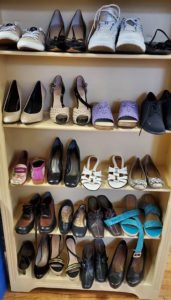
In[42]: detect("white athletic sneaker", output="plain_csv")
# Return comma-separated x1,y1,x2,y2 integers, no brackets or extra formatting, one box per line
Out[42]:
88,4,120,53
17,27,45,51
0,23,22,44
116,18,146,53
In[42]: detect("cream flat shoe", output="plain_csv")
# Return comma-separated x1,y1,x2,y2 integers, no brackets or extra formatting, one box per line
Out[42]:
21,81,46,124
3,80,21,123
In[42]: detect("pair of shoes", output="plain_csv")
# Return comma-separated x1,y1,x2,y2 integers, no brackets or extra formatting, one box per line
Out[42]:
0,23,45,51
87,195,122,238
46,10,86,53
49,235,80,279
81,155,128,190
35,235,80,279
48,138,80,187
50,75,91,126
105,194,162,258
15,192,56,234
129,155,164,190
3,80,46,124
80,239,108,289
92,100,139,130
58,200,87,237
108,240,146,288
140,90,171,135
17,241,35,274
10,151,45,185
145,29,171,55
88,4,145,54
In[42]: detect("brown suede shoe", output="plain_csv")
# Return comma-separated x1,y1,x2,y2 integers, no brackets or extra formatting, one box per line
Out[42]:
87,196,104,238
39,192,57,233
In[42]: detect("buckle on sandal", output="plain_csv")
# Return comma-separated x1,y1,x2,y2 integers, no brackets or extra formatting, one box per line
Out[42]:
133,252,141,258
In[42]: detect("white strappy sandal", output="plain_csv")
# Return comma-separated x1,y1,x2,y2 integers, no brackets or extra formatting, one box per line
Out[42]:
108,155,128,189
81,156,102,191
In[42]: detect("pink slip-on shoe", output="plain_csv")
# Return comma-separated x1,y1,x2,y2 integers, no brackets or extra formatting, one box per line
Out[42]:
10,150,28,185
31,159,45,184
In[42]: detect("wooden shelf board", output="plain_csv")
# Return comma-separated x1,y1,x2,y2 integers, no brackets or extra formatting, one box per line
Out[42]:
1,50,171,60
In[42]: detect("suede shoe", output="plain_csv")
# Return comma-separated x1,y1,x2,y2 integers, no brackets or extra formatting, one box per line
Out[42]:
140,92,165,135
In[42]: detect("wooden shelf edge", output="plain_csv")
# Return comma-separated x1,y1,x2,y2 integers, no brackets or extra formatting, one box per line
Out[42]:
1,50,171,60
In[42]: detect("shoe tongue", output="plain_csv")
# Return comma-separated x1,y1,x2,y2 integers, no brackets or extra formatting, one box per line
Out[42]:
6,23,14,26
100,10,117,22
126,19,135,26
29,27,38,32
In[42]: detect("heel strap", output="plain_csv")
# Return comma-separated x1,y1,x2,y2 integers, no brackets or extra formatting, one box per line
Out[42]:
74,87,91,109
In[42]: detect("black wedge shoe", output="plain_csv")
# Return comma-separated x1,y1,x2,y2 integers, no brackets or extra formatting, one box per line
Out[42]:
46,9,65,52
65,10,86,53
64,140,81,187
47,137,63,184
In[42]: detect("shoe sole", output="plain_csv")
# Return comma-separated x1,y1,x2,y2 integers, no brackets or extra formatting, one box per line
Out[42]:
116,41,145,54
118,120,138,128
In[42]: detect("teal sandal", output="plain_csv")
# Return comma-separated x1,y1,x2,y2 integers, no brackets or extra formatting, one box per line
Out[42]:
104,195,144,257
140,194,163,238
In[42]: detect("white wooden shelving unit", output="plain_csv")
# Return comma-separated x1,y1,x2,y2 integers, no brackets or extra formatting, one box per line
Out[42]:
0,0,171,299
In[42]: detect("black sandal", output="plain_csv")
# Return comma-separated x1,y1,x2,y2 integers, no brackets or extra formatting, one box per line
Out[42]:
145,29,171,55
65,235,80,280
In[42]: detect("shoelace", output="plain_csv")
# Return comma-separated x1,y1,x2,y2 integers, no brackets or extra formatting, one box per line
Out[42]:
0,23,18,32
121,18,143,32
88,4,120,41
23,28,44,40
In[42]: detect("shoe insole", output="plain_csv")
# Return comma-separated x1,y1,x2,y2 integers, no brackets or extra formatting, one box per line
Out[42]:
5,81,20,112
68,25,83,40
67,238,78,265
145,162,159,178
25,82,42,114
51,235,60,259
51,155,60,173
35,238,49,267
112,247,126,273
74,209,85,227
69,152,79,176
132,164,145,180
61,206,72,223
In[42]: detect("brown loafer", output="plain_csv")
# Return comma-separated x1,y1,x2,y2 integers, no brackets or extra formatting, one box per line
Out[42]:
39,192,57,233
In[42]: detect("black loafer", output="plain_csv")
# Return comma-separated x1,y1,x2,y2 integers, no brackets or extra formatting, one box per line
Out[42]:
58,199,74,234
94,239,108,282
126,245,146,287
140,92,165,135
160,90,171,130
80,243,95,289
47,137,63,185
17,241,35,272
72,204,87,237
108,240,128,289
64,140,81,188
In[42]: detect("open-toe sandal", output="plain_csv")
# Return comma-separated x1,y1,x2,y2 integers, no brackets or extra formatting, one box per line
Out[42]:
104,194,144,257
73,75,91,125
49,235,64,275
108,155,128,189
92,101,114,130
50,75,69,125
65,235,80,280
81,156,102,191
140,194,163,238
